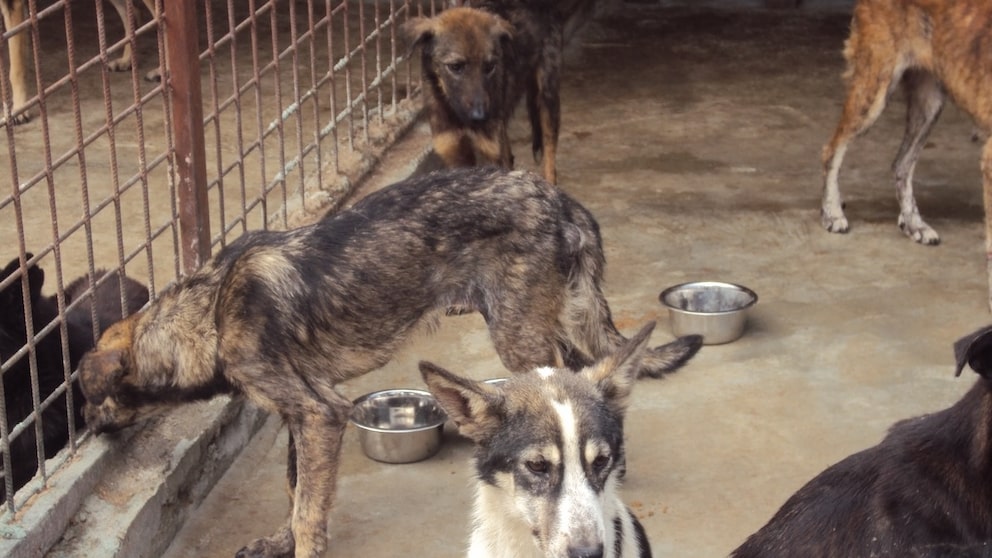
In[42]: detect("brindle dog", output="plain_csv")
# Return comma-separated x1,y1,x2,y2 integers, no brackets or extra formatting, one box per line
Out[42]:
818,0,992,309
78,167,702,558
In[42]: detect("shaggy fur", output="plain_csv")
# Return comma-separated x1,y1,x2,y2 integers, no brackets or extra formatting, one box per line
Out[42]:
732,323,992,558
818,0,992,308
77,167,702,558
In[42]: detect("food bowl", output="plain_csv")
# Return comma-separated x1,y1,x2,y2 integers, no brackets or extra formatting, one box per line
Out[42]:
659,281,758,345
350,389,448,464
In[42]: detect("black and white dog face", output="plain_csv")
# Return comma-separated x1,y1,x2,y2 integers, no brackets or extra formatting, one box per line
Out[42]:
421,323,655,558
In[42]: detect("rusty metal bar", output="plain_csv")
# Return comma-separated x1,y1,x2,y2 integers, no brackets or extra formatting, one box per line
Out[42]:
166,0,210,273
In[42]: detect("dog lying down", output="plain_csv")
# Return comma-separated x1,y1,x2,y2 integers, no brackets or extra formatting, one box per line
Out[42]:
78,167,701,558
421,322,659,558
732,324,992,558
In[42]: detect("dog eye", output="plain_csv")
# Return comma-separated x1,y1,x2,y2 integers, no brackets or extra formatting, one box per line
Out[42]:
447,62,466,75
483,61,497,75
591,454,610,473
525,459,550,475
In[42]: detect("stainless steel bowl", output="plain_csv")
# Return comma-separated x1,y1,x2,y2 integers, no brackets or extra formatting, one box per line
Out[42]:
659,281,758,344
350,389,447,464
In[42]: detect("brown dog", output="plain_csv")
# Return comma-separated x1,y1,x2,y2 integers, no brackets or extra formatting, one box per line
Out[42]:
77,167,701,558
732,323,992,558
403,3,562,184
819,0,992,308
0,0,156,126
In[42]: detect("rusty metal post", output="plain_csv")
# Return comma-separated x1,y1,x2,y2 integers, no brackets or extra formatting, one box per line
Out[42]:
165,0,210,274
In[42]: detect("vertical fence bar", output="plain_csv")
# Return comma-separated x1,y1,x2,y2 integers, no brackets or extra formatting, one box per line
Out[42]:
166,0,210,273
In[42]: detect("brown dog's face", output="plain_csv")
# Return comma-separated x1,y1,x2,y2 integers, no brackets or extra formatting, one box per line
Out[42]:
403,7,513,126
78,316,148,434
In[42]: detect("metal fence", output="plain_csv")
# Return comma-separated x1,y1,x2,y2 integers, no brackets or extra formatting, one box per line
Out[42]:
0,0,431,522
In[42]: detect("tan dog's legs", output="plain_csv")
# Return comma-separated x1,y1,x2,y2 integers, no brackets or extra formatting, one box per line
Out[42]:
1,0,30,125
821,36,901,235
982,138,992,311
105,0,161,81
891,69,944,244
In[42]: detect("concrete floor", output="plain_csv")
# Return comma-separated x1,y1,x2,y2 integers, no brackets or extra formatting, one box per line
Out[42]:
164,2,992,557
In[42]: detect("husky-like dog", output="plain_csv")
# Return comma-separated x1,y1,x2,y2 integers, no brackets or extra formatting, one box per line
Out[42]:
731,323,992,558
78,167,701,558
818,0,992,307
421,322,657,558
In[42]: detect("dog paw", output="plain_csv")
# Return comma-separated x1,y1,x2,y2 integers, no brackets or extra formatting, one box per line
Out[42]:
820,210,849,234
898,215,940,245
1,109,31,127
107,59,133,72
235,528,294,558
144,68,163,82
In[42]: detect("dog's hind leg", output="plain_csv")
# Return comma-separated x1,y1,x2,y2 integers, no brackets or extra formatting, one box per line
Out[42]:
821,28,903,235
0,0,30,126
892,69,944,245
527,45,561,184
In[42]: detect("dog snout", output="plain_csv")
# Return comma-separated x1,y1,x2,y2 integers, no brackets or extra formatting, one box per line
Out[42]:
83,400,136,435
468,100,487,122
567,544,604,558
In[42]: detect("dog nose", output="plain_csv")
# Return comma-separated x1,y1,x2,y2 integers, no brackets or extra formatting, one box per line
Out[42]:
567,545,604,558
468,102,487,122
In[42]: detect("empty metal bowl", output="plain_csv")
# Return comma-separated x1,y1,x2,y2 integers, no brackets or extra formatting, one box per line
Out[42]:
350,389,447,464
659,281,758,344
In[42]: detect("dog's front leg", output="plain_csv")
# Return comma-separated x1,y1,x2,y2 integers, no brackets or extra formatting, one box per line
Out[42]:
982,138,992,311
0,0,30,125
289,404,349,557
235,524,294,558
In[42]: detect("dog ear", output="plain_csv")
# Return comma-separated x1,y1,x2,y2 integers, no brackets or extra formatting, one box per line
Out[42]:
419,361,503,442
1,253,43,302
492,15,514,48
582,322,655,413
78,349,128,403
954,325,992,379
401,16,435,55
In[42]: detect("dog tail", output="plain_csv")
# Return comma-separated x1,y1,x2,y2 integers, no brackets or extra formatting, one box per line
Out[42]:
558,197,703,378
637,334,703,378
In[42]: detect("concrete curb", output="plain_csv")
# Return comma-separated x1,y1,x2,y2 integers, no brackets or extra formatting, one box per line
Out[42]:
11,398,268,558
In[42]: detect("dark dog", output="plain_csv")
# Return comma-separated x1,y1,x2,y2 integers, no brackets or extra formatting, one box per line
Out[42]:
0,255,147,497
818,0,992,307
403,2,562,184
732,324,992,558
420,322,657,558
77,167,701,558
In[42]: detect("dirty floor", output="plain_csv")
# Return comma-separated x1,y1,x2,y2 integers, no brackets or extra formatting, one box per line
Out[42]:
163,2,992,557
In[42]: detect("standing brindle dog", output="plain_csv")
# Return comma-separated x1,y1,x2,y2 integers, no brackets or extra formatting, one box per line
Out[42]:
78,167,702,558
819,0,992,308
404,2,562,184
732,323,992,558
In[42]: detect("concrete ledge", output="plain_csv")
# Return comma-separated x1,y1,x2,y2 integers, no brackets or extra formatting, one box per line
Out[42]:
15,397,268,558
